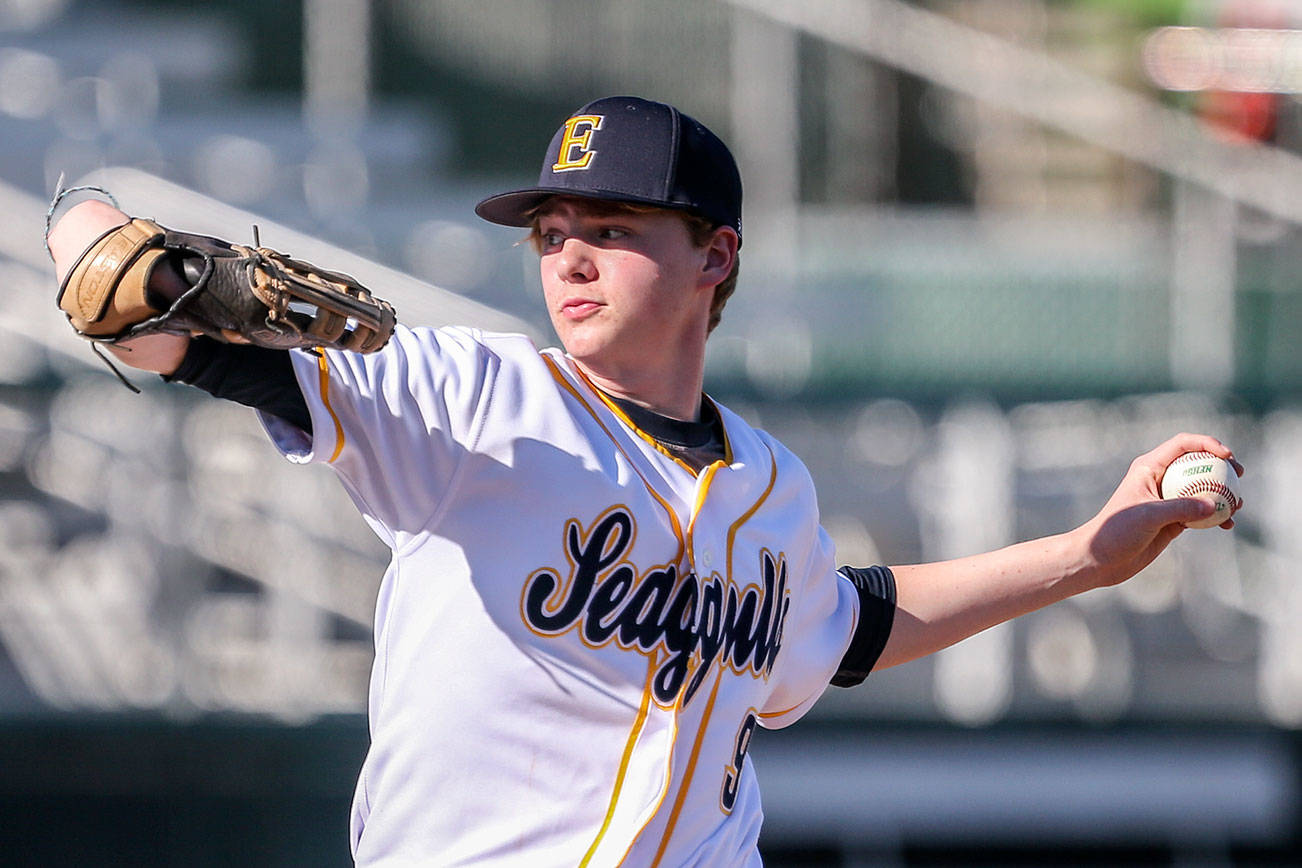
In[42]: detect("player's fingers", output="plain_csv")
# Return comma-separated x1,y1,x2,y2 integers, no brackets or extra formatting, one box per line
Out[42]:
1147,494,1218,528
48,201,130,281
1143,433,1235,473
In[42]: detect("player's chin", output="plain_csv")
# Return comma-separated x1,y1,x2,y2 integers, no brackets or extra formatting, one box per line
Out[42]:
554,323,615,360
565,341,618,370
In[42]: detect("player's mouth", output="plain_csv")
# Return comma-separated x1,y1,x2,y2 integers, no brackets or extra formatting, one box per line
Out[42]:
560,299,603,320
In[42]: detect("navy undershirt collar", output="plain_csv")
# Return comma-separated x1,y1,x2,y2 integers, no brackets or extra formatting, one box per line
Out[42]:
604,393,720,449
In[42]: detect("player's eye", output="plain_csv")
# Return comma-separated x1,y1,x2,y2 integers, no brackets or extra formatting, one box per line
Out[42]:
540,232,565,249
597,227,628,241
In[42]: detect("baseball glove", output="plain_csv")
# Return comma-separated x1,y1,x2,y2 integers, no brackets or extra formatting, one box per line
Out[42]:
57,217,397,354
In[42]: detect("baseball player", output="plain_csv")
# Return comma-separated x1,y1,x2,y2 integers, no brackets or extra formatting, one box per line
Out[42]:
47,96,1240,867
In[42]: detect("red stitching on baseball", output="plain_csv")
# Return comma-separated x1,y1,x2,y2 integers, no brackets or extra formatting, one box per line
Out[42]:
1174,480,1242,510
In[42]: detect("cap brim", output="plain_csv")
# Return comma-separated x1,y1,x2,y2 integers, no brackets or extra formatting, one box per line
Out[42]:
474,187,700,228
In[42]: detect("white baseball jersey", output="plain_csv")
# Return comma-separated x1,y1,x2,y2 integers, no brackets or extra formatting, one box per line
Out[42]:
261,324,862,867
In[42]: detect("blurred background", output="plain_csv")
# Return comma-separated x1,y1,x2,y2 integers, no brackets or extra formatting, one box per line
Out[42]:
1,0,1300,865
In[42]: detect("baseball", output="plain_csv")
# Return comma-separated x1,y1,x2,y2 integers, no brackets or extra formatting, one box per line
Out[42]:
1160,451,1242,529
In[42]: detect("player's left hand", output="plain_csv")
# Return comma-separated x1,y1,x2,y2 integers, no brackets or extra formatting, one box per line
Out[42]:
1074,433,1242,589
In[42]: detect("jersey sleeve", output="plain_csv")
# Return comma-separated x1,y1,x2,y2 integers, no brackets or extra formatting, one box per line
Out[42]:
756,526,860,729
260,324,495,548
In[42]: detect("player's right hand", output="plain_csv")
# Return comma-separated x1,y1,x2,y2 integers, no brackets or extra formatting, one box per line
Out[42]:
1075,432,1242,589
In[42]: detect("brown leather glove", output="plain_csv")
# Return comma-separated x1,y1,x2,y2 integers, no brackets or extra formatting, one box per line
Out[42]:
58,217,397,353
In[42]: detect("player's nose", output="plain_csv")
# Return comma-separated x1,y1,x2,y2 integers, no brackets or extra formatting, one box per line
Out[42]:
554,237,598,283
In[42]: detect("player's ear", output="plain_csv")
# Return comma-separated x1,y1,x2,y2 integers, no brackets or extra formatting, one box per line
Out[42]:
700,226,738,289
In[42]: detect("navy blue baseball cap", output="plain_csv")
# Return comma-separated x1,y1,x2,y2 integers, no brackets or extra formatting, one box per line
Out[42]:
474,96,743,241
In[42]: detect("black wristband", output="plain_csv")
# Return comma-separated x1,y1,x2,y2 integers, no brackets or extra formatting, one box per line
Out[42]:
166,337,313,434
831,565,897,688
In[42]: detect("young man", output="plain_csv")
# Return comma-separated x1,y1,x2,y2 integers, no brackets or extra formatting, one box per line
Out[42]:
48,96,1239,867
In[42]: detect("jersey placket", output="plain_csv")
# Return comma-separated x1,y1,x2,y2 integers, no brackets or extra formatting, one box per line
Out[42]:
542,355,705,866
545,354,785,863
640,443,779,866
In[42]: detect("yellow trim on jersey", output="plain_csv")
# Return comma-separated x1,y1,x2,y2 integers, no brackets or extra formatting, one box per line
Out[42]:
543,356,687,559
570,364,734,475
541,354,784,864
756,700,807,721
643,447,778,862
726,444,778,581
648,668,726,868
543,355,693,863
614,650,682,867
591,387,697,475
580,656,658,868
684,460,722,565
315,352,345,464
690,462,722,525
